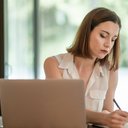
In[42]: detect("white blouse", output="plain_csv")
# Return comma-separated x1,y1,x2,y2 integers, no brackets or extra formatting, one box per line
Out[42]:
54,53,109,112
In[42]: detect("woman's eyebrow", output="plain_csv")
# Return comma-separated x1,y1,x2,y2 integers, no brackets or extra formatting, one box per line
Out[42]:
101,30,110,35
101,30,118,37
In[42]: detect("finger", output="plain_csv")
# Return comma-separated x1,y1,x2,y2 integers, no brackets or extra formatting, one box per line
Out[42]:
116,110,128,117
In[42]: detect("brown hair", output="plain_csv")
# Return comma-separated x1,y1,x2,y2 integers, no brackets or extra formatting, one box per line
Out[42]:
67,7,121,70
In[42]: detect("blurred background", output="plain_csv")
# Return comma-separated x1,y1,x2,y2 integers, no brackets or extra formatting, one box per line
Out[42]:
1,0,128,110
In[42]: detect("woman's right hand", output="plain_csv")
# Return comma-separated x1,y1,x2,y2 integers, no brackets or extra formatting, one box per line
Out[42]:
104,110,128,128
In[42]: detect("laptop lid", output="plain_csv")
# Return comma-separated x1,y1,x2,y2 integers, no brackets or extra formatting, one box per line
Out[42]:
0,79,87,128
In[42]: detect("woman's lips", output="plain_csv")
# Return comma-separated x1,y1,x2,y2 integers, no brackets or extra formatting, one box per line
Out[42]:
101,49,109,54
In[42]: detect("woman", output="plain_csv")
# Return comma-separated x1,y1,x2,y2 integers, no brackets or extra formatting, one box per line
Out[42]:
44,7,128,128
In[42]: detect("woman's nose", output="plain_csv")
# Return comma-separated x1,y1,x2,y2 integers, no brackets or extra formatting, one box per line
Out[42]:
104,40,111,48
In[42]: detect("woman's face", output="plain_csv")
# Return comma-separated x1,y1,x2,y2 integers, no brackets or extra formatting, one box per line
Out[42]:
89,21,119,59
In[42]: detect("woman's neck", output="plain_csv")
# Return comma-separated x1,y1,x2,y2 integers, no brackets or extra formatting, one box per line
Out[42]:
74,56,95,71
73,56,96,88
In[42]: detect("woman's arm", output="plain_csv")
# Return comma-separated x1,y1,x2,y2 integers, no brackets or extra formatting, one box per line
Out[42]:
103,69,118,112
86,109,128,128
86,70,128,127
44,57,63,79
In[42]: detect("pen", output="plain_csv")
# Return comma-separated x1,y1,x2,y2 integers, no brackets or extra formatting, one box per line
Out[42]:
113,98,121,110
92,124,104,128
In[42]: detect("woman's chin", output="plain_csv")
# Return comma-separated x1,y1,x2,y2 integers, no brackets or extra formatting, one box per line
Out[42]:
97,55,106,59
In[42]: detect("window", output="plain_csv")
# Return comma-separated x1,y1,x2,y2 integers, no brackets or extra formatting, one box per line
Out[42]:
4,0,34,78
0,0,4,78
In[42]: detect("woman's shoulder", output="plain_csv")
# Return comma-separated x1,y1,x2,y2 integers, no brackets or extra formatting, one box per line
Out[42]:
54,53,66,59
43,56,56,70
43,54,63,73
44,53,68,65
44,56,56,64
54,53,73,62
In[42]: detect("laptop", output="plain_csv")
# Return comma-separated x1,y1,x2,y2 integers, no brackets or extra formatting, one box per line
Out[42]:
0,79,87,128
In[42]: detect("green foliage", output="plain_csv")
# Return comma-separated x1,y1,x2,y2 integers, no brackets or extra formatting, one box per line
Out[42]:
40,0,128,67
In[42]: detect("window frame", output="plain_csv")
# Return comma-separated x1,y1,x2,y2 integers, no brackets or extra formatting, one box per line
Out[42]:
0,0,4,78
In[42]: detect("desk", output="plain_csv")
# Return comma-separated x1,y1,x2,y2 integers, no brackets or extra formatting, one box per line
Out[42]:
88,123,128,128
87,124,108,128
0,116,128,128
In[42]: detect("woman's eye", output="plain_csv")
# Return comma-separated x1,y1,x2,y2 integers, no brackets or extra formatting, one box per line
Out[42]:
112,38,117,42
112,39,115,42
100,33,106,38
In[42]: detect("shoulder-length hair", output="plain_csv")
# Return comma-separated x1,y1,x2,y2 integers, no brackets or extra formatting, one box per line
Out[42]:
67,7,121,71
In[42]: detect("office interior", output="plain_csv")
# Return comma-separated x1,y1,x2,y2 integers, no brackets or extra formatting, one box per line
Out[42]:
0,0,128,121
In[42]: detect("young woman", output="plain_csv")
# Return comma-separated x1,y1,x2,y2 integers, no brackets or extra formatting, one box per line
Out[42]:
44,7,128,128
